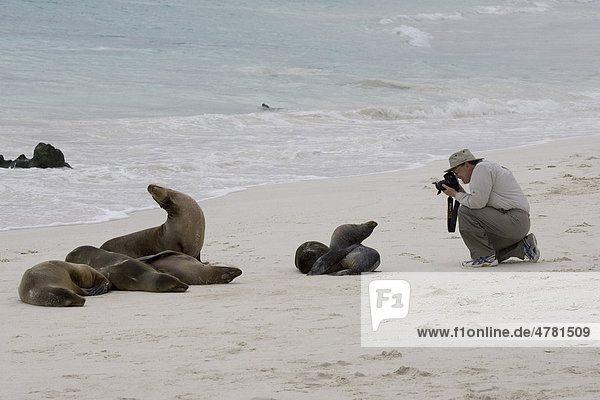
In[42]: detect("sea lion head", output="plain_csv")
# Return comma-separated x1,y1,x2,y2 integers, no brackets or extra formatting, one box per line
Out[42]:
49,287,87,307
147,184,173,209
151,273,189,292
216,267,243,283
330,221,378,249
147,184,200,219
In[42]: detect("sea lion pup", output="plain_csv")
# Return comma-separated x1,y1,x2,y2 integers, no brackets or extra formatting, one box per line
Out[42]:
137,250,242,285
18,261,110,307
306,221,380,275
66,245,188,292
334,245,380,276
296,241,380,276
295,241,332,274
100,184,206,260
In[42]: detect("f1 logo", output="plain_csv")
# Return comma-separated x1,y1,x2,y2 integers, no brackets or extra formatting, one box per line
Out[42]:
368,280,411,331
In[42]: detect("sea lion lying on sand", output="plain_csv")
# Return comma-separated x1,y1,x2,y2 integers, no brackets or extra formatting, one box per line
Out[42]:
18,261,110,307
66,245,188,292
137,250,242,285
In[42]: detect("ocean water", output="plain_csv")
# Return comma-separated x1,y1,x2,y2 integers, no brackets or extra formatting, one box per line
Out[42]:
1,0,599,230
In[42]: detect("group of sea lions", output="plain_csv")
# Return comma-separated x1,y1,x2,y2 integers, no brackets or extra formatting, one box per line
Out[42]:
18,185,381,307
294,221,381,275
18,184,242,307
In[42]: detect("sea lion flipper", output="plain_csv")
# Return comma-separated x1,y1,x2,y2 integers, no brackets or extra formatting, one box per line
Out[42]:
137,250,181,264
81,280,111,296
307,254,334,275
307,245,357,275
328,269,359,276
307,245,359,276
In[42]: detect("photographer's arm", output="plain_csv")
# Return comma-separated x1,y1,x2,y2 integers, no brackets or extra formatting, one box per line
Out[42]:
452,166,493,209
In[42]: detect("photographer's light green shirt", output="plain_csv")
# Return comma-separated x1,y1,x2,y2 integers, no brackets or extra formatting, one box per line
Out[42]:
455,161,530,214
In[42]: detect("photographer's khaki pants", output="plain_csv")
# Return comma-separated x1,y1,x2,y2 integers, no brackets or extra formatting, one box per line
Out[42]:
458,206,530,261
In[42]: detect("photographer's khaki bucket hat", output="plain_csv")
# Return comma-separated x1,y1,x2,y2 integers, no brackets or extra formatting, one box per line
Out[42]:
445,149,484,172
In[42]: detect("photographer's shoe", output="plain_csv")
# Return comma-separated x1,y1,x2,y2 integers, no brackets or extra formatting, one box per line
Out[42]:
461,255,498,268
523,233,540,262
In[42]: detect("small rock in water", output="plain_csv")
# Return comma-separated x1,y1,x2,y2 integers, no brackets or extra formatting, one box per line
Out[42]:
0,142,72,168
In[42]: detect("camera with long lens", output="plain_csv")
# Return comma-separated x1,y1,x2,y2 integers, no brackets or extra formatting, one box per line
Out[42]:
433,171,461,232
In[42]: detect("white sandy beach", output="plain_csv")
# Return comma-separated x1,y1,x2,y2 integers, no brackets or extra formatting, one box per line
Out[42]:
1,136,600,399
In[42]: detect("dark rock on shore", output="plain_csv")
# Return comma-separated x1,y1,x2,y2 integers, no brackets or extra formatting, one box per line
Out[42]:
0,143,72,168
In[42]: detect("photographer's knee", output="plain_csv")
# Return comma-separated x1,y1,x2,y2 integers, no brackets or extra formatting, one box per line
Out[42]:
457,206,477,232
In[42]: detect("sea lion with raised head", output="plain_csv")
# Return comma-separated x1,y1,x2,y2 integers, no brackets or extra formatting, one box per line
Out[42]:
100,184,205,260
18,261,110,307
137,250,242,285
66,245,189,292
303,221,380,275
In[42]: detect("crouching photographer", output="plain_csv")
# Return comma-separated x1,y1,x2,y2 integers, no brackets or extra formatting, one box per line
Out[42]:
438,149,540,267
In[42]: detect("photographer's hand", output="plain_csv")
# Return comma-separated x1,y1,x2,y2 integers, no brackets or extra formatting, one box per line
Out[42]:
442,184,457,198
